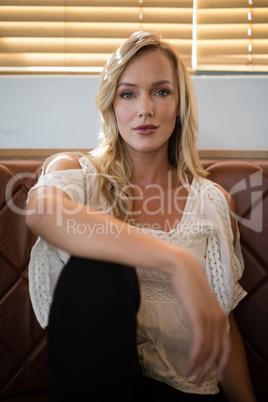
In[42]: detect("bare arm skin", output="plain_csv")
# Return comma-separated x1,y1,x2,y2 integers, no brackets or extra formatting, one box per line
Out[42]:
26,153,230,385
220,312,256,402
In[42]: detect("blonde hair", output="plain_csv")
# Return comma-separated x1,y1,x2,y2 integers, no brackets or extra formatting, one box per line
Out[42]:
91,31,207,222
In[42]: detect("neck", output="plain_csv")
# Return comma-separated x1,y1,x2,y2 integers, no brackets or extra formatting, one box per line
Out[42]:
129,150,177,188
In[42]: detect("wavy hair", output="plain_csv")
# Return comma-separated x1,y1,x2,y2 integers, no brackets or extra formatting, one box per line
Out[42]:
90,31,207,222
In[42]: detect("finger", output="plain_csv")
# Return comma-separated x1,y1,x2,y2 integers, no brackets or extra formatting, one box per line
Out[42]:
195,326,230,386
184,315,228,384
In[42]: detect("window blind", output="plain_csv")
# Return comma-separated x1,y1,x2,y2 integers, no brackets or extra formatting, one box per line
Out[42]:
0,0,193,73
0,0,267,74
195,0,268,72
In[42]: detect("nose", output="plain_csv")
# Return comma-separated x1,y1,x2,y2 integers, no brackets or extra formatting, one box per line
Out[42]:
138,94,154,118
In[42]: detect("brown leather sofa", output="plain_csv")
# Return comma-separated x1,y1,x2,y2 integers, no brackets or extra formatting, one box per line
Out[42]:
0,158,267,401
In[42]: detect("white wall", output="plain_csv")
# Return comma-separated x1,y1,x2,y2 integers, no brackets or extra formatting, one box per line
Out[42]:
0,75,267,150
193,76,268,150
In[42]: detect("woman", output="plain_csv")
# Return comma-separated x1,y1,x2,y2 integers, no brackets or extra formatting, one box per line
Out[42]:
26,31,255,401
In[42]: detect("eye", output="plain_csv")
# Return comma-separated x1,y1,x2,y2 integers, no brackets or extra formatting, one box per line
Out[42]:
120,91,134,99
156,89,170,97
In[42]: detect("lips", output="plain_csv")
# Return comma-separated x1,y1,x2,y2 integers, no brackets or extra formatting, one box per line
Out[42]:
134,124,158,135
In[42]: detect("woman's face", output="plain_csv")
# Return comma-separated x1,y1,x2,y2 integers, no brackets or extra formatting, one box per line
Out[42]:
113,49,179,159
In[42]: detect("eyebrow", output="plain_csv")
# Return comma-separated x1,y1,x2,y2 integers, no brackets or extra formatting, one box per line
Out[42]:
117,80,173,88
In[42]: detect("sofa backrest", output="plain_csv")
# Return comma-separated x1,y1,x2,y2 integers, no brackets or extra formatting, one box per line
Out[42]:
0,159,267,400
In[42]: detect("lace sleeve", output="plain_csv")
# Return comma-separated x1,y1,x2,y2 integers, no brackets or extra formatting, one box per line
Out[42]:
27,168,86,204
202,182,247,315
29,238,70,328
28,157,91,328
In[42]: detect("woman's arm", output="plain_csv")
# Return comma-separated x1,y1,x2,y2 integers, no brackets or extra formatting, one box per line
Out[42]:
220,312,256,402
26,153,230,385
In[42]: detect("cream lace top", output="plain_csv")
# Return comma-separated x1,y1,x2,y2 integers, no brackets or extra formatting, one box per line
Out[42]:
27,155,246,395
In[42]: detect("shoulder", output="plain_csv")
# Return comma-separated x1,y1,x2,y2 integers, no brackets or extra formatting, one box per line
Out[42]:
211,184,236,232
200,178,237,239
199,178,234,211
43,152,82,174
214,185,235,214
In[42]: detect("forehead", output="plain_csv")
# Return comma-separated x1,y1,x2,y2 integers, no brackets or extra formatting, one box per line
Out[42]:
118,49,177,83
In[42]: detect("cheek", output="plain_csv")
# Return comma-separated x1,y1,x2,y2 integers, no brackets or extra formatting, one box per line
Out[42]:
163,104,178,126
114,104,132,129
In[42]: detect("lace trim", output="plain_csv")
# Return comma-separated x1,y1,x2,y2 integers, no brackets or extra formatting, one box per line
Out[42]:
205,184,246,313
206,233,231,313
28,238,52,328
139,279,178,303
142,368,219,394
138,180,197,248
